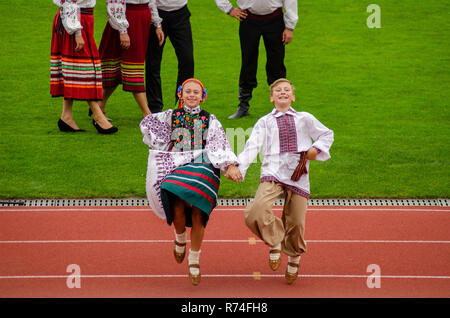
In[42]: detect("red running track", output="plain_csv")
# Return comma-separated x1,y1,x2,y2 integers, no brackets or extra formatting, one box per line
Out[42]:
0,205,449,298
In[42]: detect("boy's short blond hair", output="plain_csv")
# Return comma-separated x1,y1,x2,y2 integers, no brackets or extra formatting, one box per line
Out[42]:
269,78,295,95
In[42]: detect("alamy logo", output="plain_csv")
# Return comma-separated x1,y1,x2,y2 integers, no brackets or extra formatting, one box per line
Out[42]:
66,264,81,288
366,264,381,288
367,4,381,28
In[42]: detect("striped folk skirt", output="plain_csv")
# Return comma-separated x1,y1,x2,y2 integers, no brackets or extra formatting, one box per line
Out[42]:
50,8,103,100
99,4,151,92
160,162,220,227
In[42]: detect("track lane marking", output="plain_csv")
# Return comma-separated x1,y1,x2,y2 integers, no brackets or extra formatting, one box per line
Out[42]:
0,274,449,279
1,239,449,244
1,207,449,213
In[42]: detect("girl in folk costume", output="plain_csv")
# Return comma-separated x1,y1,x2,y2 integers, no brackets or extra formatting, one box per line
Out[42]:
140,78,240,285
98,0,164,118
50,0,118,134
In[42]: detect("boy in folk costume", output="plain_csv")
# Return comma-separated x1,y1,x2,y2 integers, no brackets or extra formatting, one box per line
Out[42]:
140,78,239,285
227,78,334,284
98,0,164,118
51,0,118,134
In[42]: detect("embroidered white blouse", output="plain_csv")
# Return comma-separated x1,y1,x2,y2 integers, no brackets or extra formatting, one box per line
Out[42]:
237,107,334,198
106,0,162,34
140,107,238,173
139,106,238,219
214,0,298,30
53,0,96,36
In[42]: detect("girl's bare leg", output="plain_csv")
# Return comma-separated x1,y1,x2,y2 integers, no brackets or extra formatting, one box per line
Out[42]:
190,207,205,251
173,198,187,235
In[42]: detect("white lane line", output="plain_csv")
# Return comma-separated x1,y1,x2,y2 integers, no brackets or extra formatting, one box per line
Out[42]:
0,239,449,244
0,274,449,279
0,208,449,213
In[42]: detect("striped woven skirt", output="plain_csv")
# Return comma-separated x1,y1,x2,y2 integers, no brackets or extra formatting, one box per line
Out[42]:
50,8,103,100
160,162,220,227
99,4,151,92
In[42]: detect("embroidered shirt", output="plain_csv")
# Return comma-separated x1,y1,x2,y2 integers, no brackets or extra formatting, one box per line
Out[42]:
237,107,334,198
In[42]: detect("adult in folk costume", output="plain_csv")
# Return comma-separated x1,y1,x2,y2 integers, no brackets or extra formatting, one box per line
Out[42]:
214,0,298,119
98,0,164,118
50,0,118,134
145,0,195,113
139,78,240,285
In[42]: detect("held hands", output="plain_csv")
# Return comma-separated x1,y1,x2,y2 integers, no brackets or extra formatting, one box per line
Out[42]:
225,165,242,183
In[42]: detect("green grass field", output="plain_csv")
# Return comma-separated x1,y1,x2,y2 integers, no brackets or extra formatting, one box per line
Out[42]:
0,0,449,199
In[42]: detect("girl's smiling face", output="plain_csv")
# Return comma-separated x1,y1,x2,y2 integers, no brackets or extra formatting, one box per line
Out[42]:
182,81,203,108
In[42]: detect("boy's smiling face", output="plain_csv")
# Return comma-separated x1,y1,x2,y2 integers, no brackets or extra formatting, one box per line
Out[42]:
270,81,295,112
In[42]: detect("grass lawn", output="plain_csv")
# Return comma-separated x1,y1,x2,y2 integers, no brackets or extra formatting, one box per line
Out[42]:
0,0,448,199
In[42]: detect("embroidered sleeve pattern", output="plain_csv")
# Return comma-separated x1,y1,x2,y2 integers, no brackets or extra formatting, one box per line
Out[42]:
205,115,238,172
54,0,83,35
149,0,163,27
106,0,129,34
140,111,172,150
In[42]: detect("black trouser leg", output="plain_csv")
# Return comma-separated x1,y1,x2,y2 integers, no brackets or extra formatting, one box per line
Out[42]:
238,19,262,112
144,6,194,112
262,15,286,86
145,24,166,113
167,7,194,105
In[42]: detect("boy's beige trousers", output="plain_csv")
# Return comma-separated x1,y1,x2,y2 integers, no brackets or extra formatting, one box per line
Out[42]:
244,181,308,257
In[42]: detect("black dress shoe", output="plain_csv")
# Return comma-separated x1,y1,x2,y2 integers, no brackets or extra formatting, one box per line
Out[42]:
58,119,85,132
92,120,118,134
228,108,249,119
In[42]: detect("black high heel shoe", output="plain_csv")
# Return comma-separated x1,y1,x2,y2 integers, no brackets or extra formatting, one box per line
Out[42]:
58,119,85,132
92,119,118,134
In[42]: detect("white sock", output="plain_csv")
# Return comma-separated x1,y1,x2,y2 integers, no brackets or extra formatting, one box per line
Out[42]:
287,255,301,274
269,243,281,261
188,249,201,275
174,230,187,253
